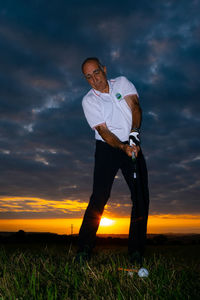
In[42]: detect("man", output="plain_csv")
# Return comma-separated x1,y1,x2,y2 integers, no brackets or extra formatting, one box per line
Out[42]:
77,57,149,265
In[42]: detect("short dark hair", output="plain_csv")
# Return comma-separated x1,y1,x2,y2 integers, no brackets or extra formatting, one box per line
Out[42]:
81,57,104,73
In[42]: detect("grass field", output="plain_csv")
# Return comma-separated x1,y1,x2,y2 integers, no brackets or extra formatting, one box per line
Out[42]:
0,243,199,299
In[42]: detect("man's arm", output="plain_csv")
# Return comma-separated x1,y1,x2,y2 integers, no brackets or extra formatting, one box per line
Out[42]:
124,94,142,130
95,123,138,157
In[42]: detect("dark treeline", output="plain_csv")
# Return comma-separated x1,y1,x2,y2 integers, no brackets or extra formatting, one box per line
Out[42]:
0,230,200,246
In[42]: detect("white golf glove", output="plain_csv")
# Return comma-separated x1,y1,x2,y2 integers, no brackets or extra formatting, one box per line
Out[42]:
129,130,140,147
129,130,140,161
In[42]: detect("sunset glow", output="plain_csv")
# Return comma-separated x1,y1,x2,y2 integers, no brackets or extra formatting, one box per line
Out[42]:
0,214,199,235
1,197,199,235
100,217,115,227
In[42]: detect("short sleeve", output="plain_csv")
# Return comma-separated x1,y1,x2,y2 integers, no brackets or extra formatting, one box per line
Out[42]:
120,76,139,98
82,96,105,130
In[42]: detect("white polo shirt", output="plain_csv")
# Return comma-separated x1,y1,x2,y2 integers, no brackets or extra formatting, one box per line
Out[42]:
82,76,139,142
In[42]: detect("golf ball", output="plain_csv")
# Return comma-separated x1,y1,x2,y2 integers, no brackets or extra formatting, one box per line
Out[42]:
138,268,149,278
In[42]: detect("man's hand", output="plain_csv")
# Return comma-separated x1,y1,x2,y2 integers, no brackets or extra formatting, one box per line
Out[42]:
122,144,140,158
95,123,140,158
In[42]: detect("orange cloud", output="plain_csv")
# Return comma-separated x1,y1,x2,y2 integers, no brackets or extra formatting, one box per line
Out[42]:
0,197,88,213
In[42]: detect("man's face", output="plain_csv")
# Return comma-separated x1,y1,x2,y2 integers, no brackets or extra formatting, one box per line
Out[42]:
83,60,109,93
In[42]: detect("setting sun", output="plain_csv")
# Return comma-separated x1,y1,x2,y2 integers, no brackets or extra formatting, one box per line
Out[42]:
100,217,115,227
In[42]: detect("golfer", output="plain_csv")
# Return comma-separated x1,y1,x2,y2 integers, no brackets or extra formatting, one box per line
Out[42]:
77,57,149,265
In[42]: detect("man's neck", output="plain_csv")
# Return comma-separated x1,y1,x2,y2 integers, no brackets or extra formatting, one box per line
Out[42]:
99,81,109,94
102,85,109,93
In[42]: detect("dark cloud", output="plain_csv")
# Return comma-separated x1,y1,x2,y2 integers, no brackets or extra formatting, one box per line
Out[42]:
0,0,200,219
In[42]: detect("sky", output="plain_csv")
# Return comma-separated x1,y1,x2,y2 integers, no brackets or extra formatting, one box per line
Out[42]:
0,0,200,233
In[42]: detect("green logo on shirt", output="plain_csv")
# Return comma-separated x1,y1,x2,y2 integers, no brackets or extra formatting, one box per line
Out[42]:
116,93,122,100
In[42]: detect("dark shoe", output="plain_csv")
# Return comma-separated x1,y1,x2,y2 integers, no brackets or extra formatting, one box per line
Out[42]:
75,246,91,264
129,251,143,266
75,251,90,263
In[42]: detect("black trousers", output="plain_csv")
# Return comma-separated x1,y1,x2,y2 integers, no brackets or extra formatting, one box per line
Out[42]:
78,140,149,255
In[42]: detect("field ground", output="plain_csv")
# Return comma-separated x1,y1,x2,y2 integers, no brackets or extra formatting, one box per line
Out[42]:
0,242,199,300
